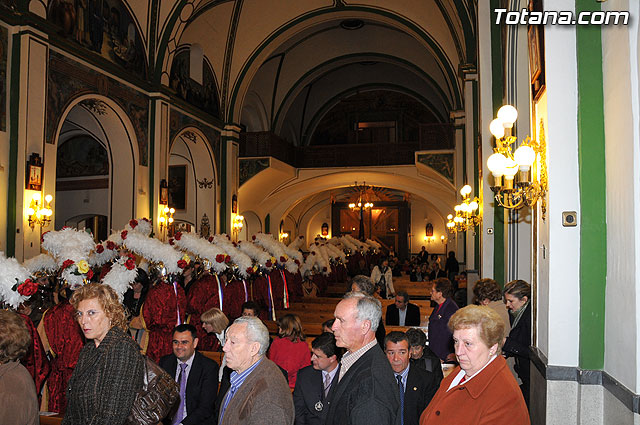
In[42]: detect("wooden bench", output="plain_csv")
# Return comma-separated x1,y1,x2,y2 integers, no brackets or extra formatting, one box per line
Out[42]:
324,279,431,299
265,320,425,337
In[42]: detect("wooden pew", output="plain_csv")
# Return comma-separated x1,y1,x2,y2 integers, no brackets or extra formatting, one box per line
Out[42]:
324,278,431,299
265,320,426,337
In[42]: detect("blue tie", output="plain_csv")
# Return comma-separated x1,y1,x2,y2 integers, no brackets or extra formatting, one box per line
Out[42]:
396,374,404,425
173,363,188,425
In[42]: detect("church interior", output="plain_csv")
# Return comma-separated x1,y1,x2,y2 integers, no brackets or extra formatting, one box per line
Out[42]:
1,0,639,423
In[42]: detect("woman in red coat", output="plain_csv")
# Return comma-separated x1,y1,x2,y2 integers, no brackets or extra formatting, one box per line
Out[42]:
267,313,310,389
420,305,529,425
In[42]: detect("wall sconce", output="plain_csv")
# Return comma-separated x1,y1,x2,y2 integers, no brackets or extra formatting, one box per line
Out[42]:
26,192,53,229
440,235,446,244
232,215,244,233
279,232,289,242
486,105,548,218
423,235,435,244
446,184,481,233
159,206,175,231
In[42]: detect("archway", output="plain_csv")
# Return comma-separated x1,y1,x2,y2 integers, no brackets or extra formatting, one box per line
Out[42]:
168,128,217,236
51,96,138,233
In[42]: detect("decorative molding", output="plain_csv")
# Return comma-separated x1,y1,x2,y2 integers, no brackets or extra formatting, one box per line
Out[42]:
80,99,108,115
415,152,454,184
196,177,213,189
182,130,197,143
239,157,269,186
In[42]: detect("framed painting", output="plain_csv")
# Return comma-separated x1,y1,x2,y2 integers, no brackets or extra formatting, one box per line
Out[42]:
168,165,187,210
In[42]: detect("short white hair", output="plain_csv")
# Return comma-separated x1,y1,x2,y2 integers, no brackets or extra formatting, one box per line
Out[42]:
344,291,382,332
233,316,270,355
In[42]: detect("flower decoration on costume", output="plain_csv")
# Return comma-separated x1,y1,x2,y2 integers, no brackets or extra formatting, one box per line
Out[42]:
171,232,228,274
101,255,138,301
0,253,35,308
209,234,253,278
235,240,272,272
252,233,299,273
15,279,39,296
124,217,152,236
121,231,183,275
121,230,128,240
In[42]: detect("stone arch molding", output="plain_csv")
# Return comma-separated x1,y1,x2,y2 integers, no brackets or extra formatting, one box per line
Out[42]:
50,94,139,231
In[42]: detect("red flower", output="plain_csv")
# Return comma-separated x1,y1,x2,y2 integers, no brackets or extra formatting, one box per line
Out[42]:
125,259,136,270
246,267,254,274
226,235,231,240
322,267,327,272
266,260,272,267
177,259,188,269
41,231,50,243
62,226,70,230
311,251,316,256
175,232,182,240
17,279,38,296
106,241,116,250
280,256,286,263
62,259,74,270
232,242,238,247
121,230,128,240
128,254,136,261
141,218,150,223
86,269,94,280
208,236,214,242
96,244,104,253
225,255,232,264
169,238,175,245
129,219,138,229
299,235,304,239
252,235,256,240
215,254,225,263
294,259,300,265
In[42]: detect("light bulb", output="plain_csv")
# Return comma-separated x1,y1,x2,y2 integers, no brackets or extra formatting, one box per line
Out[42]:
26,207,35,216
514,145,536,170
487,153,508,177
447,214,453,220
169,208,175,214
497,105,518,128
489,119,505,139
460,185,472,197
45,194,53,203
163,207,169,213
469,201,479,211
159,217,165,223
33,192,41,202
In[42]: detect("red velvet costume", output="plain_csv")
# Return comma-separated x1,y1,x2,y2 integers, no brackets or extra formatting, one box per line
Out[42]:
142,280,187,362
289,271,303,301
268,268,289,310
185,273,220,351
42,300,84,413
252,275,275,321
19,313,50,396
223,278,248,322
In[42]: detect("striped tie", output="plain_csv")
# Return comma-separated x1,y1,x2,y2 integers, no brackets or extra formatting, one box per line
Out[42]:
396,374,404,425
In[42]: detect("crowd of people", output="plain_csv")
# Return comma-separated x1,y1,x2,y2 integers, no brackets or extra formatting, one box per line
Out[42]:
0,226,532,425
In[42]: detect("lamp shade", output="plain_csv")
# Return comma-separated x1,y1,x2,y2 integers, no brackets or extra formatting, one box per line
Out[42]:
487,152,508,177
497,105,518,128
514,145,536,170
489,119,505,139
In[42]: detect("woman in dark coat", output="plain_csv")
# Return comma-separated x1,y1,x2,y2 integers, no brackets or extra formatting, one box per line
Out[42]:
428,278,459,361
62,283,144,425
503,279,532,407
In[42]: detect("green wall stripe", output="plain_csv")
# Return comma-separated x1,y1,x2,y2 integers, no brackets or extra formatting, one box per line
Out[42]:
472,79,480,269
220,136,228,233
148,100,157,224
576,0,606,370
6,33,21,257
489,0,504,284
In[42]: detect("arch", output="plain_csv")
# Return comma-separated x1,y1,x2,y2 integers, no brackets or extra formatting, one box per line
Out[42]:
240,90,269,131
50,94,139,231
238,210,261,241
226,6,464,123
168,126,218,234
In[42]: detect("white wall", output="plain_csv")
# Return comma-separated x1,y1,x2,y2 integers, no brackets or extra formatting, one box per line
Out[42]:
602,0,640,393
55,187,109,228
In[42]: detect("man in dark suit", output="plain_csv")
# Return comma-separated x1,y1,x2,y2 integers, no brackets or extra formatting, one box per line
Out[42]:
385,291,421,326
160,324,219,425
384,332,439,425
293,332,343,424
324,292,400,425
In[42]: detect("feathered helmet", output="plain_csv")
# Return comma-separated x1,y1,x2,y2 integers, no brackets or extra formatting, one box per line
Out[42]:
41,227,96,289
0,253,37,309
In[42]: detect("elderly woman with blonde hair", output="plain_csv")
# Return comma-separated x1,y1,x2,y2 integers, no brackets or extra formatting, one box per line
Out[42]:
62,283,144,425
0,310,39,425
420,305,529,425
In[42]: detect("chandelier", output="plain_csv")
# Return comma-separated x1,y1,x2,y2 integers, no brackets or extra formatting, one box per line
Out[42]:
486,105,548,218
446,185,481,233
348,182,374,211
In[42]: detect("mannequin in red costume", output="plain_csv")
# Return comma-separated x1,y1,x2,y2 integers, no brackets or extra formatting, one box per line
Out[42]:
252,274,274,321
41,299,84,413
142,278,187,362
289,270,303,301
268,268,288,310
185,271,220,351
18,312,50,397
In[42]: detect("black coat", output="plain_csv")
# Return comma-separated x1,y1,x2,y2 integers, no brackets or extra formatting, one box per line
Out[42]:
160,350,219,425
385,303,421,326
402,364,440,425
62,327,144,425
324,344,400,425
292,365,339,425
503,302,531,402
409,347,444,383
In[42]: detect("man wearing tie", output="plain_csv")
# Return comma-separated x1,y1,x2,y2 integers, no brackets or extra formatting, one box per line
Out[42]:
293,332,343,424
384,332,439,425
160,324,219,425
